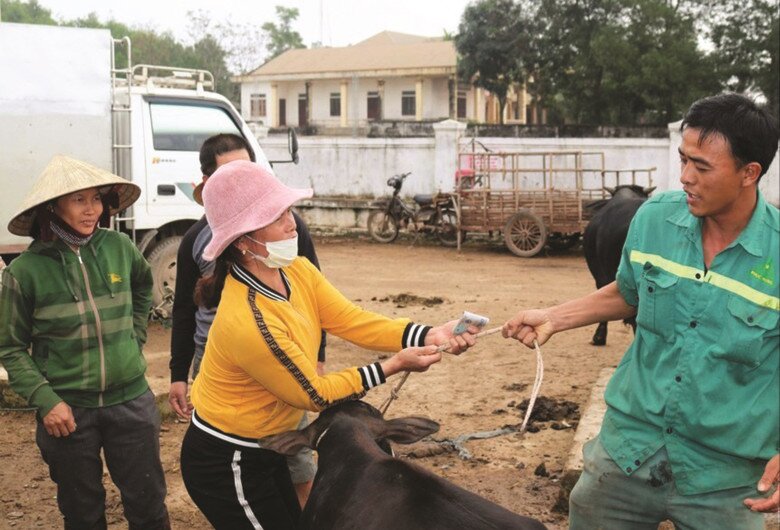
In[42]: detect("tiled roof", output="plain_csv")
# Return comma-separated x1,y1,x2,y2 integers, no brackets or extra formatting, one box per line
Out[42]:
242,31,456,78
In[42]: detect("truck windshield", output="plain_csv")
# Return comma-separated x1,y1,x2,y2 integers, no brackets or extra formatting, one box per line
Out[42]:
149,102,242,151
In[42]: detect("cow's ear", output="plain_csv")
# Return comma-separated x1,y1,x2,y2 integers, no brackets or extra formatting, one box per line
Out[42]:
381,417,440,444
260,429,315,456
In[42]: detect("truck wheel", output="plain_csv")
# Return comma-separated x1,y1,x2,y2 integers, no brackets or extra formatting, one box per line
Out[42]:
146,236,182,318
367,211,399,243
504,210,547,257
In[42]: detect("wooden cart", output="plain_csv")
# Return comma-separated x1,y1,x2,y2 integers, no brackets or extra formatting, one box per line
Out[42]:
455,149,655,257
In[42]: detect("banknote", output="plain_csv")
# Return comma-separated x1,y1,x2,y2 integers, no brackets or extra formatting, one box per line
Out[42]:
452,311,489,335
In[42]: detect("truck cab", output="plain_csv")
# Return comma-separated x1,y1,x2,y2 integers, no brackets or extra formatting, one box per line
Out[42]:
113,64,278,315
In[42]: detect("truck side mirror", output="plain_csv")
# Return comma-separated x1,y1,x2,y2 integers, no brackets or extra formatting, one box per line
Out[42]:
288,128,299,165
268,127,300,166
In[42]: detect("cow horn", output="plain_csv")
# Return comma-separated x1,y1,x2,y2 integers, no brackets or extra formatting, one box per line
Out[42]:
643,186,657,196
603,186,616,196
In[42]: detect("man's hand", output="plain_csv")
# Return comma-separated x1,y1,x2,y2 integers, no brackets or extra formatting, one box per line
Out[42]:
43,401,76,438
502,309,555,347
316,362,326,377
169,381,193,421
744,454,779,512
425,320,478,355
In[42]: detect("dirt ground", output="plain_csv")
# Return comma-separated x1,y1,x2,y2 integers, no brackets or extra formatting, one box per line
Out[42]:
0,236,770,529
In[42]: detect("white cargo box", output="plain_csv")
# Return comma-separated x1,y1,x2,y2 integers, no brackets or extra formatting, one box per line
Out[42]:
0,23,113,250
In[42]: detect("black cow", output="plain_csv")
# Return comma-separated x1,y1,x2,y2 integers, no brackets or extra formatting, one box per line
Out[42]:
262,401,547,530
583,184,655,345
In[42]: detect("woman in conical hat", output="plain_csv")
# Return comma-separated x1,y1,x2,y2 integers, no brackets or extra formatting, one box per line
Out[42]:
0,155,170,529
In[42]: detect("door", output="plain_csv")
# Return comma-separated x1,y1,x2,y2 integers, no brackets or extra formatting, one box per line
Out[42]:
298,94,308,127
142,99,245,224
279,99,287,126
367,92,381,121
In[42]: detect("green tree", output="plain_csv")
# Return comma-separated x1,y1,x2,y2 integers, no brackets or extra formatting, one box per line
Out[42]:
68,12,236,103
703,0,780,118
625,0,719,124
0,0,55,24
529,0,716,125
187,10,266,75
455,0,531,124
261,6,305,60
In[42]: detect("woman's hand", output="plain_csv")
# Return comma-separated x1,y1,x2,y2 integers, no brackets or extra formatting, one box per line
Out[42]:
425,321,478,355
381,345,442,377
43,401,76,438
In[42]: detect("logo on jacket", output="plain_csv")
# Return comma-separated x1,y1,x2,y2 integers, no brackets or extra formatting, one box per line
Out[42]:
750,259,775,287
108,273,123,284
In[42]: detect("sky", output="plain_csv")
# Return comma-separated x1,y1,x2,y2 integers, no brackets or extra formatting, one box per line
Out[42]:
33,0,474,47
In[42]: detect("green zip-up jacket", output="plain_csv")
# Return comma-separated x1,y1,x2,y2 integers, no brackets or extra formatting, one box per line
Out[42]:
0,229,153,416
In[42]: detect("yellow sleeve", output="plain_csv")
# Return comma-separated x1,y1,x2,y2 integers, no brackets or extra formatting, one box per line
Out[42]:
301,259,430,351
228,306,369,412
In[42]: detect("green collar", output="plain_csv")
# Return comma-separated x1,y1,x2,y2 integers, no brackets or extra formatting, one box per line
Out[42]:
665,190,767,258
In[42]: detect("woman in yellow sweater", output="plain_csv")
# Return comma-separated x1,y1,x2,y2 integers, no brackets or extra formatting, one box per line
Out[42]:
180,160,475,530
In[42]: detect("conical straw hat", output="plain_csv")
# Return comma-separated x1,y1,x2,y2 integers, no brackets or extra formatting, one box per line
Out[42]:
7,155,141,237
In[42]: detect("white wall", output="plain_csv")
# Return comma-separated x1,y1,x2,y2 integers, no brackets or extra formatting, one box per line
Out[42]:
255,122,780,206
310,80,343,127
242,76,456,128
426,77,451,119
264,137,436,197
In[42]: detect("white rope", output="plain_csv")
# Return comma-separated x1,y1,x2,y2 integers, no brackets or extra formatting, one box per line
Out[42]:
519,339,544,434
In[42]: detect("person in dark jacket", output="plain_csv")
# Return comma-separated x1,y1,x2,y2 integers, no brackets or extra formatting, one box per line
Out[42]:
0,155,169,529
168,133,323,507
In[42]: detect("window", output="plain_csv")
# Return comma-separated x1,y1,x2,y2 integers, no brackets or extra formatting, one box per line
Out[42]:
330,93,341,117
149,102,241,151
250,93,266,118
401,90,416,116
457,90,467,119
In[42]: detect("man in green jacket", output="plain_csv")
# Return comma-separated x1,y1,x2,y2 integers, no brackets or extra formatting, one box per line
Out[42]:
504,93,779,529
0,156,169,529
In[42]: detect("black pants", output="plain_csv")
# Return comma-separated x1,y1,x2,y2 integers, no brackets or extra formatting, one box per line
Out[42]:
181,419,301,530
36,390,169,530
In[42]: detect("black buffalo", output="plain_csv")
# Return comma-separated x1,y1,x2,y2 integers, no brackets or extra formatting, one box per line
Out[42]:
583,184,655,345
262,401,547,530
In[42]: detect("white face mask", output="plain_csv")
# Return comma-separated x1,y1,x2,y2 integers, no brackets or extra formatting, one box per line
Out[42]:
243,234,298,268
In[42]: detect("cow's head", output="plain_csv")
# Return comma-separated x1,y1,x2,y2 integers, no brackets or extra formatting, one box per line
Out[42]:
603,184,656,199
260,401,440,457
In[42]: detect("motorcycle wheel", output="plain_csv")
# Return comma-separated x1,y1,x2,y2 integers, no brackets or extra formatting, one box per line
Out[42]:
436,210,465,247
367,211,400,243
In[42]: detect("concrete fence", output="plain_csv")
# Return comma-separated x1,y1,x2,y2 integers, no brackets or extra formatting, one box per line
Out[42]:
258,119,780,230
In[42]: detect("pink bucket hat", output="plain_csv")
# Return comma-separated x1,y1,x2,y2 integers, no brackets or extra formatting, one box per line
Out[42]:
202,160,313,261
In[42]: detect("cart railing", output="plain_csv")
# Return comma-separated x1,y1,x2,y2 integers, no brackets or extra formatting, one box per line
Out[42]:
454,149,656,255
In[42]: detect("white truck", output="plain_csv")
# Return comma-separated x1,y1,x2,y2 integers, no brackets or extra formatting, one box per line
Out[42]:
0,22,297,314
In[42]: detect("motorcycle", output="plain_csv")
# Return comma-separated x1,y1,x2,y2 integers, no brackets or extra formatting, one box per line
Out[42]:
367,172,460,246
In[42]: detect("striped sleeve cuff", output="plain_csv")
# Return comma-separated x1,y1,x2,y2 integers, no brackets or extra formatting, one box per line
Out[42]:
359,362,386,390
402,323,431,348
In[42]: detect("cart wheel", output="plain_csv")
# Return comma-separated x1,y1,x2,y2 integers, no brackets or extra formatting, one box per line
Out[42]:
367,211,400,243
504,210,547,257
